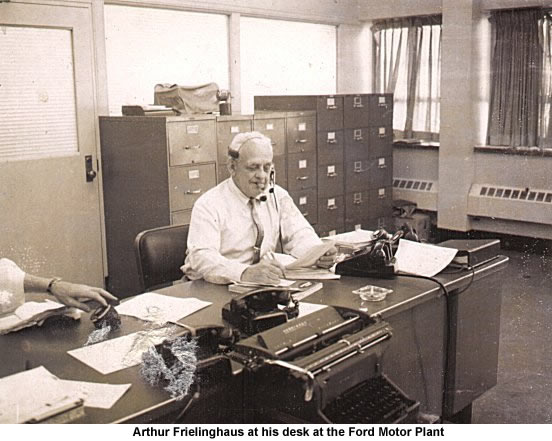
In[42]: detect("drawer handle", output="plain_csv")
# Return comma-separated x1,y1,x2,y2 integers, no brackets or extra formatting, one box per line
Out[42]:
327,205,337,211
354,135,364,141
378,194,387,199
378,164,387,169
184,144,201,150
327,172,338,178
185,189,202,194
326,139,337,144
326,105,337,110
271,141,277,146
353,103,364,108
301,211,309,217
354,168,367,174
353,200,363,205
296,139,308,144
378,133,386,138
296,176,309,181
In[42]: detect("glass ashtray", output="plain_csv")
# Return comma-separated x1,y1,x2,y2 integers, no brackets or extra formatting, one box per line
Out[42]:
353,285,393,302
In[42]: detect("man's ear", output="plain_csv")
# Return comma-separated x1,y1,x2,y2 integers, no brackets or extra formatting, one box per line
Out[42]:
227,158,237,175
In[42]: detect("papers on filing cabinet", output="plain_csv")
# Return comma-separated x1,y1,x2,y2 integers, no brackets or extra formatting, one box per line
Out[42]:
68,326,179,375
57,379,131,409
0,366,85,423
116,292,211,323
394,239,458,277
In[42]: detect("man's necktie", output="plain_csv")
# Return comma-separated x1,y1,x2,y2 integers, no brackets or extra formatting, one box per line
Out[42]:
249,198,264,264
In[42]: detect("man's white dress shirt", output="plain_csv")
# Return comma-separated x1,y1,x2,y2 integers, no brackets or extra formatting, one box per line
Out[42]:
182,178,322,284
0,258,25,314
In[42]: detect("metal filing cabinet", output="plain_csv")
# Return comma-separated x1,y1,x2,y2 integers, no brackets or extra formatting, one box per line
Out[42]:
99,115,217,298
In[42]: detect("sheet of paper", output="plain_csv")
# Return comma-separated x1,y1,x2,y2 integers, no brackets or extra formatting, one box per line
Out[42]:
58,380,131,409
68,327,177,375
285,241,336,270
14,299,64,321
116,292,211,323
296,302,327,318
0,366,84,423
395,239,458,277
332,229,374,245
231,279,296,289
284,268,341,280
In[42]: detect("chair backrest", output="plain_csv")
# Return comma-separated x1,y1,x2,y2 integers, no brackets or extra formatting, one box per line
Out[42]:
134,224,189,291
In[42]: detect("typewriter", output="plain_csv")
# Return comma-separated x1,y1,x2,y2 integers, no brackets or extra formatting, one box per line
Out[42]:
229,306,419,424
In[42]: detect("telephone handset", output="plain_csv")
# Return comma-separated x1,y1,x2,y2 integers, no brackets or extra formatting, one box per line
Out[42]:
222,287,299,336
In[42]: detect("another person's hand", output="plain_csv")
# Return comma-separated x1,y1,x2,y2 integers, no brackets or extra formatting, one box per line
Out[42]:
316,245,338,269
49,281,118,313
241,260,285,285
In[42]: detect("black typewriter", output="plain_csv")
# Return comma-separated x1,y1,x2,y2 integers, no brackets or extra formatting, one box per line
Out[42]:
228,306,419,424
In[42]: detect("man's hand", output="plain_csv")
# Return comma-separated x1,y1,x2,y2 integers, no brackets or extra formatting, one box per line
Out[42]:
50,281,118,313
316,245,338,269
241,260,285,285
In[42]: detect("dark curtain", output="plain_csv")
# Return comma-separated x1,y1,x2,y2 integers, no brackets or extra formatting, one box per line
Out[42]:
487,8,542,147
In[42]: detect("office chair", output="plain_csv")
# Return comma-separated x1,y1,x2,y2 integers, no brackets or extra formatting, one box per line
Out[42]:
134,224,189,292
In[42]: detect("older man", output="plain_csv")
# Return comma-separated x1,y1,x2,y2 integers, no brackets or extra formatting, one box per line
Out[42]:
182,131,336,285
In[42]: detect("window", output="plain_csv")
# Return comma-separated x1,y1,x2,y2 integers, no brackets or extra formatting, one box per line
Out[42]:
486,8,552,148
240,17,337,115
104,6,229,116
372,16,441,142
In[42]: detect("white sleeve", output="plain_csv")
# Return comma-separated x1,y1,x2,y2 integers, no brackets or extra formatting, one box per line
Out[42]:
0,258,26,311
182,199,248,284
278,192,323,258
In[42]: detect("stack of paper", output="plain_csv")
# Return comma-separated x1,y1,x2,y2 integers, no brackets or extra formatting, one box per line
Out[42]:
0,299,72,335
330,229,375,252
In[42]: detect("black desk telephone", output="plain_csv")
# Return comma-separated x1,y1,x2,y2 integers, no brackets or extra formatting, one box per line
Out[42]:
335,226,419,278
222,287,300,336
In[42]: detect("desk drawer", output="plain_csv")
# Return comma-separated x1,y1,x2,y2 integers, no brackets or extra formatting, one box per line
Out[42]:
290,189,318,225
344,159,371,192
253,117,286,156
344,94,393,128
318,163,344,197
368,126,393,158
316,95,344,130
168,119,216,166
171,209,192,225
344,128,370,161
318,195,344,226
287,152,316,191
169,163,216,211
317,130,344,165
286,115,316,154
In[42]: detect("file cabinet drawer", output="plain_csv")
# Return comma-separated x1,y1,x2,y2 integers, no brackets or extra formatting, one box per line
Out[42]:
286,115,316,154
290,189,318,225
368,156,393,188
368,186,393,218
343,94,393,128
318,195,344,227
316,95,344,130
168,119,216,166
273,154,287,189
368,126,393,158
345,216,393,233
345,191,371,223
344,128,370,161
253,116,286,156
169,163,216,211
216,118,252,182
171,209,192,226
316,222,345,238
317,163,344,197
287,152,316,191
317,130,344,165
344,159,371,192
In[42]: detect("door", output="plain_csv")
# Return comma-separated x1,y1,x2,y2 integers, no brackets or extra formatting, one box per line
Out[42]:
0,2,104,286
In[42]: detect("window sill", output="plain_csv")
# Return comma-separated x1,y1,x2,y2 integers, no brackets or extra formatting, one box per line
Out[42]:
393,140,439,150
475,145,552,157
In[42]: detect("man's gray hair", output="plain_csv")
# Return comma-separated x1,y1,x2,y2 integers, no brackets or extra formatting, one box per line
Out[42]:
228,131,272,159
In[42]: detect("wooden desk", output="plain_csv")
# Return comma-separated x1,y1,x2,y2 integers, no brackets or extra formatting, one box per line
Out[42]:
0,256,508,423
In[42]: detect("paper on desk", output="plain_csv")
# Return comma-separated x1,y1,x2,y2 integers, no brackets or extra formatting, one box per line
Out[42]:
68,326,178,375
285,241,336,270
13,299,64,321
395,239,458,277
0,366,85,423
58,379,131,409
116,292,211,323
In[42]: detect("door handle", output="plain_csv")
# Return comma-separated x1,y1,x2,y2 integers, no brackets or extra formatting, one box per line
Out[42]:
85,155,97,182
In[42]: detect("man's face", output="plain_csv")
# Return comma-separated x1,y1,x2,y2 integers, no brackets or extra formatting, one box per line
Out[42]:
231,139,273,199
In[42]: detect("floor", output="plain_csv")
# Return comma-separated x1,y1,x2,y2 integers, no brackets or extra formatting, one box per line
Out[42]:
471,242,552,423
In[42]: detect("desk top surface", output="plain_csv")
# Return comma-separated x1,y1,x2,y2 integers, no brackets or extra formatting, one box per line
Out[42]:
0,256,508,423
